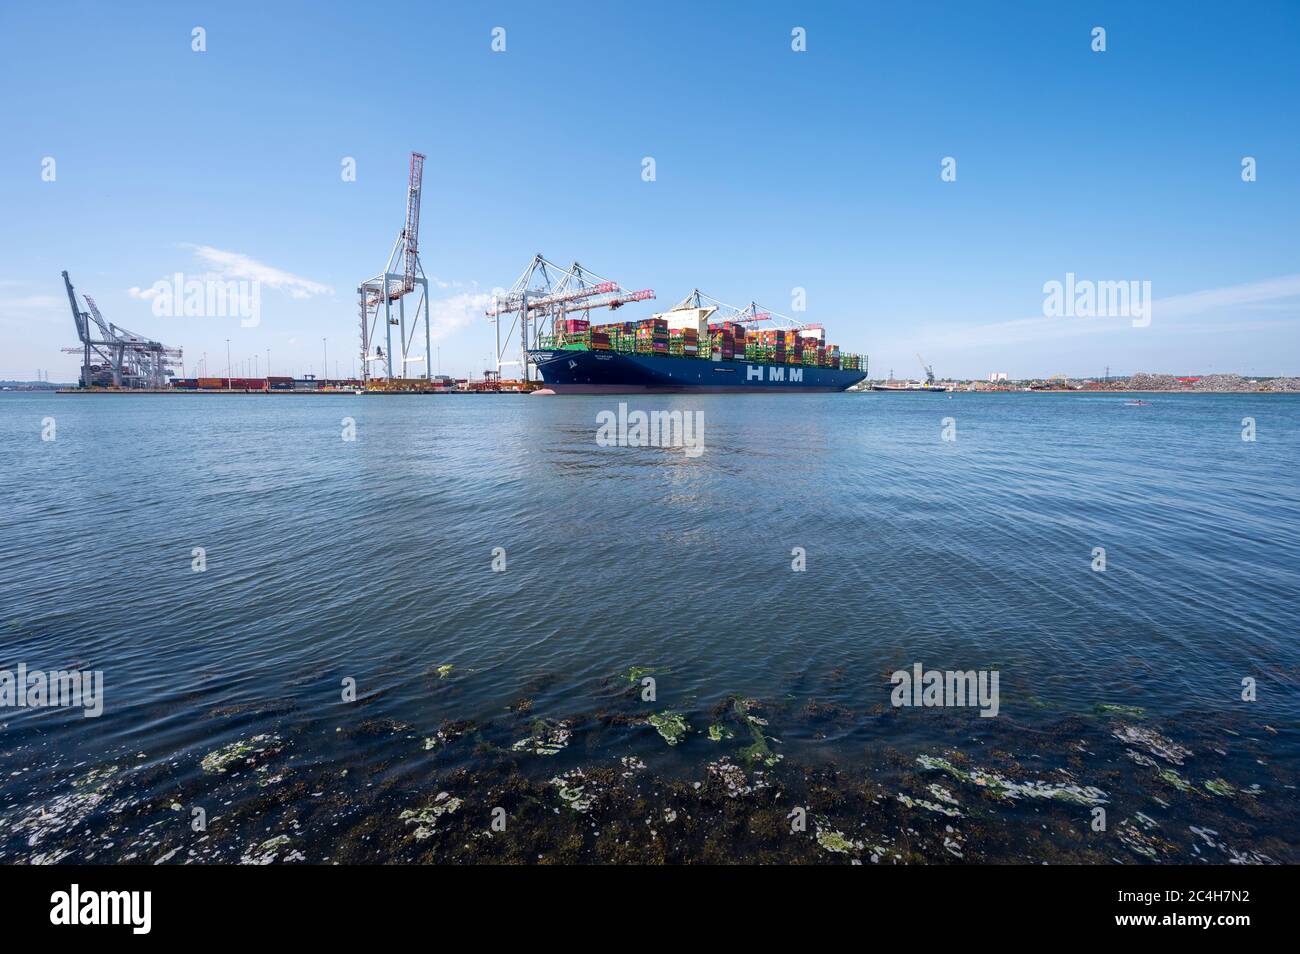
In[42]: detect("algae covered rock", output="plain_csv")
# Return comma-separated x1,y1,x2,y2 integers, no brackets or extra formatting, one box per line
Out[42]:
1111,724,1191,765
916,753,1107,807
1203,778,1235,798
551,768,597,812
706,757,769,798
815,827,862,855
648,711,689,745
1094,703,1145,718
201,734,283,774
511,719,572,756
239,834,304,865
400,791,463,839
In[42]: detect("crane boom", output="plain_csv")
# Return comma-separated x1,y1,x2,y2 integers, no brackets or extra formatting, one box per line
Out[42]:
486,255,657,381
916,352,936,385
61,270,180,388
357,151,433,382
402,152,424,293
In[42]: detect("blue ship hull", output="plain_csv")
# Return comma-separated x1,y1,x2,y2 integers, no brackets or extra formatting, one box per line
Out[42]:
528,349,868,393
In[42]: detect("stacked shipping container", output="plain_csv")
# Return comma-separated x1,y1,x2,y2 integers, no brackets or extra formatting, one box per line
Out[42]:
539,314,864,370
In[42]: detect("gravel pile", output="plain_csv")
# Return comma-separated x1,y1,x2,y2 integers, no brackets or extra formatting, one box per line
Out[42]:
1126,372,1180,390
1123,372,1300,391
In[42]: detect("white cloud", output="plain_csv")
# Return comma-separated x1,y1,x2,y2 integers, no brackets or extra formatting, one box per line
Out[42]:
1153,274,1300,319
430,291,494,342
0,294,62,309
128,245,334,301
897,273,1300,353
183,244,333,299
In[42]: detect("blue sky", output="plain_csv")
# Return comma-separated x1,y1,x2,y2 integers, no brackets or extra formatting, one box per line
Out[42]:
1,0,1298,381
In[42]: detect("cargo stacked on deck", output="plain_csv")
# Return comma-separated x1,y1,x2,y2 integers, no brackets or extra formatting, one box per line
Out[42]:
616,321,635,352
592,321,633,353
636,317,669,355
668,326,699,357
709,330,734,361
527,300,867,392
770,330,788,366
555,317,593,350
170,378,198,389
788,331,803,365
268,376,294,391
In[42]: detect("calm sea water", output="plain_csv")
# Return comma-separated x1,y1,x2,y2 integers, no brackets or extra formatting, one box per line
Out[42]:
2,390,1297,863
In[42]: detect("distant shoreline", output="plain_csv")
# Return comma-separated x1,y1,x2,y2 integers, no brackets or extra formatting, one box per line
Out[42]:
10,386,1296,396
961,389,1299,395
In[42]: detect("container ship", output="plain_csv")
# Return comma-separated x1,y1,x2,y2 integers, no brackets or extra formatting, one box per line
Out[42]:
527,303,867,394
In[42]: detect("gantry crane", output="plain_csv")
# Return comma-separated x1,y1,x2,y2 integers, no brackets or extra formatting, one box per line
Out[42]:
669,289,825,334
487,255,653,381
672,289,764,325
61,271,181,388
358,152,431,383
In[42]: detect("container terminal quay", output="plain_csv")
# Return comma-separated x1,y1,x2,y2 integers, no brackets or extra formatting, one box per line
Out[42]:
53,152,868,397
46,150,1298,397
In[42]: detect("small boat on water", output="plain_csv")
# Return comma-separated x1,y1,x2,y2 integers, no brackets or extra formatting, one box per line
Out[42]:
869,382,948,392
1125,399,1152,406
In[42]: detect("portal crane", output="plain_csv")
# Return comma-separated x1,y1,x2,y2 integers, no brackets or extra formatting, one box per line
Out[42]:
916,352,936,386
358,152,431,382
61,271,181,388
487,255,654,381
669,289,822,332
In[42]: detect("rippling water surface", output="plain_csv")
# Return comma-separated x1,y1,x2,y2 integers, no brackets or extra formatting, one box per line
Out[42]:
2,391,1297,863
